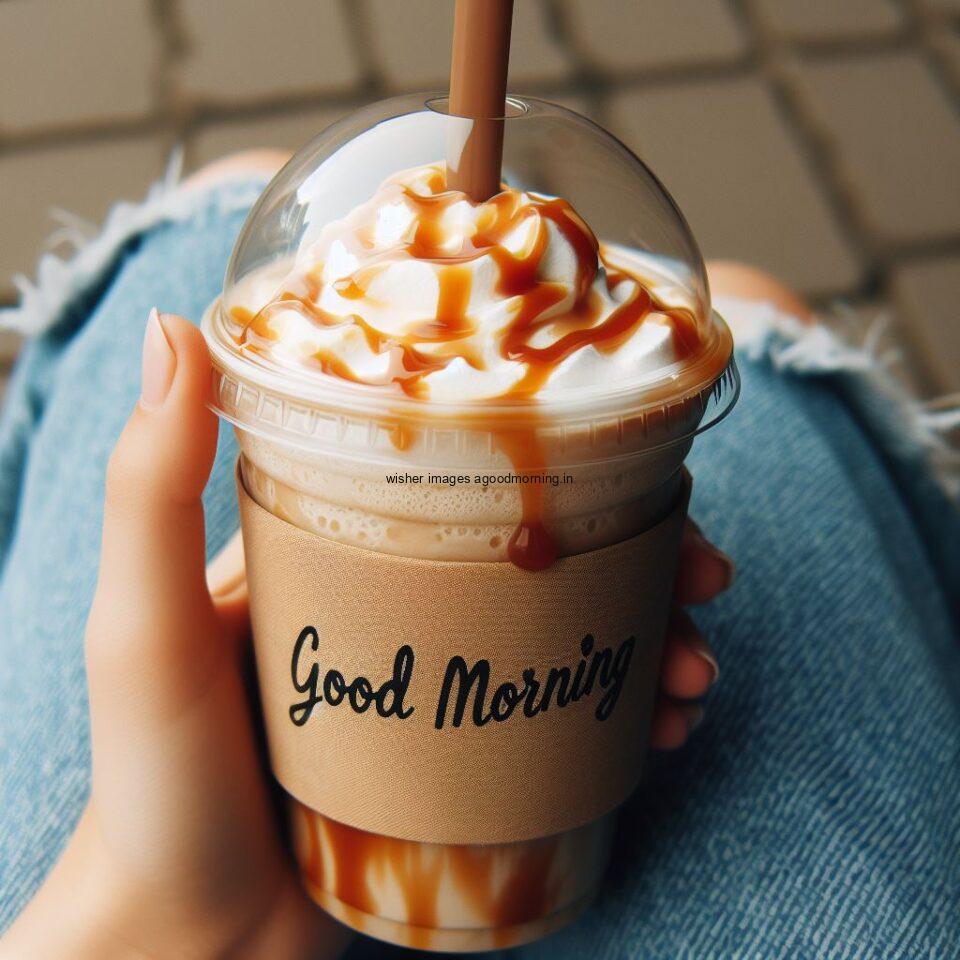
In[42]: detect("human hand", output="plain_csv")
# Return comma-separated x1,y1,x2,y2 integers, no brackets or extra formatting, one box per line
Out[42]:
0,310,352,960
0,305,731,957
648,518,733,750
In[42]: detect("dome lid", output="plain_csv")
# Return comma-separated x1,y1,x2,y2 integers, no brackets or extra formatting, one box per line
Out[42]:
203,94,737,456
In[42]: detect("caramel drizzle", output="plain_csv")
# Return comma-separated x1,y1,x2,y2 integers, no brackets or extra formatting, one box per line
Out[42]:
300,806,561,943
231,167,710,570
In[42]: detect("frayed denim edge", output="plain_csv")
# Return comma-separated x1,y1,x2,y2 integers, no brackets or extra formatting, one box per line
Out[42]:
0,150,271,338
716,295,960,502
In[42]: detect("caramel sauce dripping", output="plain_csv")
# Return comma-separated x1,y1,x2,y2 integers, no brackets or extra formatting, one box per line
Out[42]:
300,804,324,889
299,805,562,943
445,828,561,944
495,427,557,570
387,420,415,451
231,166,723,570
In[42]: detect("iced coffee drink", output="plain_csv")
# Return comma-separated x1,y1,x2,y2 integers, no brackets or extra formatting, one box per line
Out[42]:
203,96,737,951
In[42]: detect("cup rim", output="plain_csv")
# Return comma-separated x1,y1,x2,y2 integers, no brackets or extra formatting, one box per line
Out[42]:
202,298,740,467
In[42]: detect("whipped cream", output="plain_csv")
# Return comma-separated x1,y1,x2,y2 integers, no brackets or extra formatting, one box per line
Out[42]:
226,163,703,403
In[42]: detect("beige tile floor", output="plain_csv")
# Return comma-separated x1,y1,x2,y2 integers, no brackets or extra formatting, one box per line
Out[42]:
1,0,959,409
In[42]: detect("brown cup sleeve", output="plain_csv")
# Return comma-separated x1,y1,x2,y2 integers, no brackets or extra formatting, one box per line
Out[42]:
238,464,690,845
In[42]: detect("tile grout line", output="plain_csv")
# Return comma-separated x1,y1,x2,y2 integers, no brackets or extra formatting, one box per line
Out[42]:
901,0,960,115
0,68,773,158
2,1,958,326
537,0,606,120
542,0,762,126
733,0,878,300
149,0,189,161
338,0,388,98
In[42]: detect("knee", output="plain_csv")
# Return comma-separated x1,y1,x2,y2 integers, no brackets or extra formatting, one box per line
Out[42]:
706,260,813,324
186,149,293,188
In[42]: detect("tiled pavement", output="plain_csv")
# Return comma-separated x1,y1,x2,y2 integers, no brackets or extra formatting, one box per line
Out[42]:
1,0,959,409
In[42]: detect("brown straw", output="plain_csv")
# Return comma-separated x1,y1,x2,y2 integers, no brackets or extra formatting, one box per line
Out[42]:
447,0,514,201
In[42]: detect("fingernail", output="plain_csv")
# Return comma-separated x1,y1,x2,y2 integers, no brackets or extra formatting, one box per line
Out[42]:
681,704,705,733
686,636,720,684
141,308,175,410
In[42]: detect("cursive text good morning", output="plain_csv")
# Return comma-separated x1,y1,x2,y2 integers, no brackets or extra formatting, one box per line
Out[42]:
288,628,635,731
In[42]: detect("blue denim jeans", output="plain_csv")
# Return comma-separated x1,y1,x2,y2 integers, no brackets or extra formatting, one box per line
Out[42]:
0,178,957,958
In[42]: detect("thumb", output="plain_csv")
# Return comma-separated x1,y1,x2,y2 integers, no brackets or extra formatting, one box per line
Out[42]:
83,311,286,905
86,309,222,754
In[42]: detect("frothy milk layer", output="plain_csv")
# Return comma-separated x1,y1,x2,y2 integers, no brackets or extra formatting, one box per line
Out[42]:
224,163,705,404
239,432,688,561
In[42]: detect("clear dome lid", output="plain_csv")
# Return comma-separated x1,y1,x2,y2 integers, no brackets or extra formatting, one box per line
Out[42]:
203,94,737,457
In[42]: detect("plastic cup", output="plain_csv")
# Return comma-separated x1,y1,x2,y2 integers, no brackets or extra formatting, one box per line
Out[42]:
203,95,738,951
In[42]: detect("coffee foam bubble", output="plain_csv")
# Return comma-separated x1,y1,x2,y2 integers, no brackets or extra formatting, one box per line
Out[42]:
239,431,689,561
